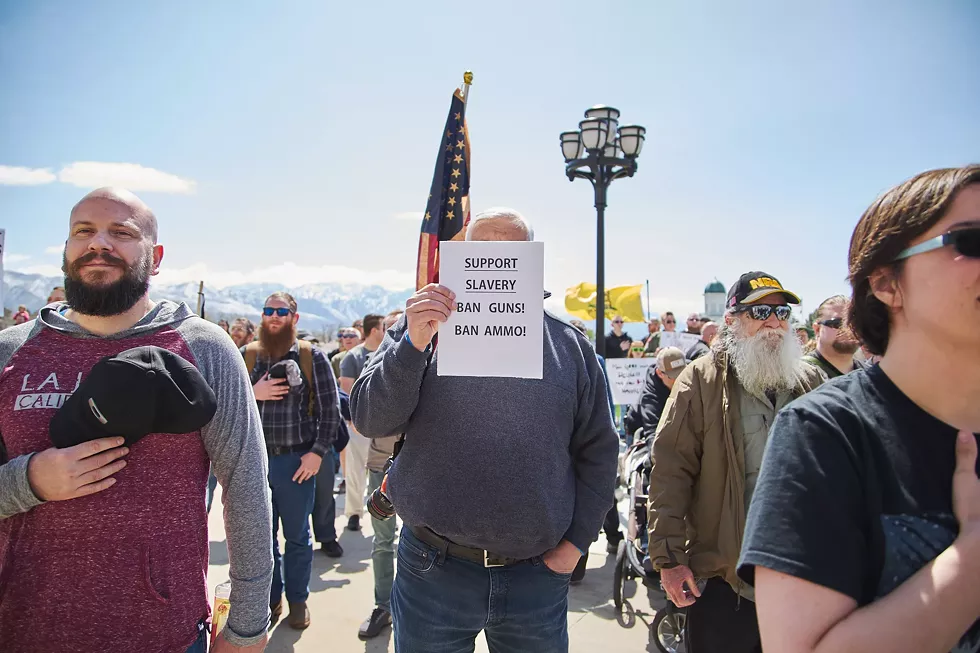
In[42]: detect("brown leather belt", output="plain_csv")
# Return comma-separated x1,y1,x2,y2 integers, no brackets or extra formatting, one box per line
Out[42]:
409,526,525,568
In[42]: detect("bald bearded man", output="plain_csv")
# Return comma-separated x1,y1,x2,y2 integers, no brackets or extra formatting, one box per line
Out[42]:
0,188,273,653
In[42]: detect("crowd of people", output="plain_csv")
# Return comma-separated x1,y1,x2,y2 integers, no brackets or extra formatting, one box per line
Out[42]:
0,163,977,653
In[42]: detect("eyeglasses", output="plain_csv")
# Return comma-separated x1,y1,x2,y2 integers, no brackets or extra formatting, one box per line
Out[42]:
893,227,980,261
664,320,675,325
340,333,359,339
735,304,792,322
818,317,844,329
612,320,624,324
630,347,645,353
262,307,293,317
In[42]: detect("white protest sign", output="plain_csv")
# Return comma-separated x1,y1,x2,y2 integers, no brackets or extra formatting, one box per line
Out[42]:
605,358,655,406
660,330,700,354
437,241,545,378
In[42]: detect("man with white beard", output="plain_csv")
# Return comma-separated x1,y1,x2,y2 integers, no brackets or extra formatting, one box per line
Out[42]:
646,271,825,653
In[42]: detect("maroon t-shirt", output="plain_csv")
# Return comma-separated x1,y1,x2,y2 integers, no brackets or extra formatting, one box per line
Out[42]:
0,326,210,652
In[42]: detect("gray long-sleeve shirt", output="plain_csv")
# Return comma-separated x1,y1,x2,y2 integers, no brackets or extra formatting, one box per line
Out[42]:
0,301,272,648
350,314,619,559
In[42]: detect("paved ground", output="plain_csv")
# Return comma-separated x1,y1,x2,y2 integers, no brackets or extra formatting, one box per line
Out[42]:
207,481,668,652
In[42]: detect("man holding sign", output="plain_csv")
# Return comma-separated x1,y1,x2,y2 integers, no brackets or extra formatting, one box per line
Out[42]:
350,208,618,653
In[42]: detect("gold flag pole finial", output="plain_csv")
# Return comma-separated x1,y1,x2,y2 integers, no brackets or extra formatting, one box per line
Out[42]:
461,70,474,107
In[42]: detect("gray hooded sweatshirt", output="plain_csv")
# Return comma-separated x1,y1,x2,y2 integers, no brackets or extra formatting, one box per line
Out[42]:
350,313,619,560
0,301,272,650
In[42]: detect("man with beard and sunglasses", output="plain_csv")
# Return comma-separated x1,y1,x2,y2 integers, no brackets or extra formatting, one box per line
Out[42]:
803,295,862,378
647,271,824,653
0,187,273,653
244,292,341,630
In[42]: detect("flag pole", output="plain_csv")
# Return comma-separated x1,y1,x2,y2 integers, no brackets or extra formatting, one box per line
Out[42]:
460,70,474,226
646,279,650,321
460,70,474,107
196,281,204,318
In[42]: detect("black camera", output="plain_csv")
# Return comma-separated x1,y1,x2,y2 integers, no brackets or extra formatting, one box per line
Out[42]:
366,480,395,521
366,457,397,521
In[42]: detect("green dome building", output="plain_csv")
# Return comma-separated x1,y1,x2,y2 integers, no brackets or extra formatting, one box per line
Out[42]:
704,279,726,321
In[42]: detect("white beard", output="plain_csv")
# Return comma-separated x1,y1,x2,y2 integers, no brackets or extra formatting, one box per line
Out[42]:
721,319,806,398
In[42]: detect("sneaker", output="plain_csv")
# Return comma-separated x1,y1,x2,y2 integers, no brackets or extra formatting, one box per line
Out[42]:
335,480,346,495
320,540,344,558
287,601,311,630
270,598,283,622
358,607,392,640
347,515,361,531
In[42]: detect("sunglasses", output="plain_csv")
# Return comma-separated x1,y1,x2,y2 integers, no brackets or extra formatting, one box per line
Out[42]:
340,333,359,339
630,347,644,353
262,307,293,317
894,227,980,261
818,317,843,329
664,320,675,324
612,320,624,324
735,304,793,322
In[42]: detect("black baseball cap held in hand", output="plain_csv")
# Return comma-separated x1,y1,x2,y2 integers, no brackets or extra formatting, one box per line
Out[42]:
49,346,218,449
726,271,802,310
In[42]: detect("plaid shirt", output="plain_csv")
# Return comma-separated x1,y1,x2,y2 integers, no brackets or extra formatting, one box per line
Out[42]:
245,342,340,457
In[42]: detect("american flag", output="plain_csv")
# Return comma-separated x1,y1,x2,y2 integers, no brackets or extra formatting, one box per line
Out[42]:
416,87,471,289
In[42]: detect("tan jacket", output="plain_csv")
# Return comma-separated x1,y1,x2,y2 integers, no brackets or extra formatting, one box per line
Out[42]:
647,349,824,591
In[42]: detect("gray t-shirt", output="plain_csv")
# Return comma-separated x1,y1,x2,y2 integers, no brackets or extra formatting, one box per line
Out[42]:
340,344,375,380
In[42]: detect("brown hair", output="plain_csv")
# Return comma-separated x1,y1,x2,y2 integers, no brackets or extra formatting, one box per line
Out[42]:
848,165,980,355
232,317,255,335
264,291,297,313
814,295,849,322
362,313,385,336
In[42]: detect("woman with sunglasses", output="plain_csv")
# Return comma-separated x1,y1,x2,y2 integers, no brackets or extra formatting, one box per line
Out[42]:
739,165,980,653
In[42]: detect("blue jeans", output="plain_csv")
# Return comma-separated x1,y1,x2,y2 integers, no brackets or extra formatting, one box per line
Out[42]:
269,452,316,604
312,449,337,543
392,527,570,653
184,623,207,652
368,470,396,611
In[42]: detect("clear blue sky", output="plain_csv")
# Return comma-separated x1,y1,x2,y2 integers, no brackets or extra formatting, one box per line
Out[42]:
2,0,978,321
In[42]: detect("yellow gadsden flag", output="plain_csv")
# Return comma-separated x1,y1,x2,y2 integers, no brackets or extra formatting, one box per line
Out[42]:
564,283,645,322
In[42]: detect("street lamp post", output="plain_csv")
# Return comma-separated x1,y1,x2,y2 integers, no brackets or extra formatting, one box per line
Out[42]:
560,106,645,357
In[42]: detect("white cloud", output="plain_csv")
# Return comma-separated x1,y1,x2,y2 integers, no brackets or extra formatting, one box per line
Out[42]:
153,262,415,290
58,162,197,194
0,165,57,186
4,253,31,263
393,211,423,221
45,245,65,255
11,263,62,277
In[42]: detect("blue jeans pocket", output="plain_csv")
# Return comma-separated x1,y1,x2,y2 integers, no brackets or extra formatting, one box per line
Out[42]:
397,530,438,575
533,556,574,581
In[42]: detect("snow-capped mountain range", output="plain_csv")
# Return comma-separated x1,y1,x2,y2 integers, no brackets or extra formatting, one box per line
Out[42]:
2,270,412,331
